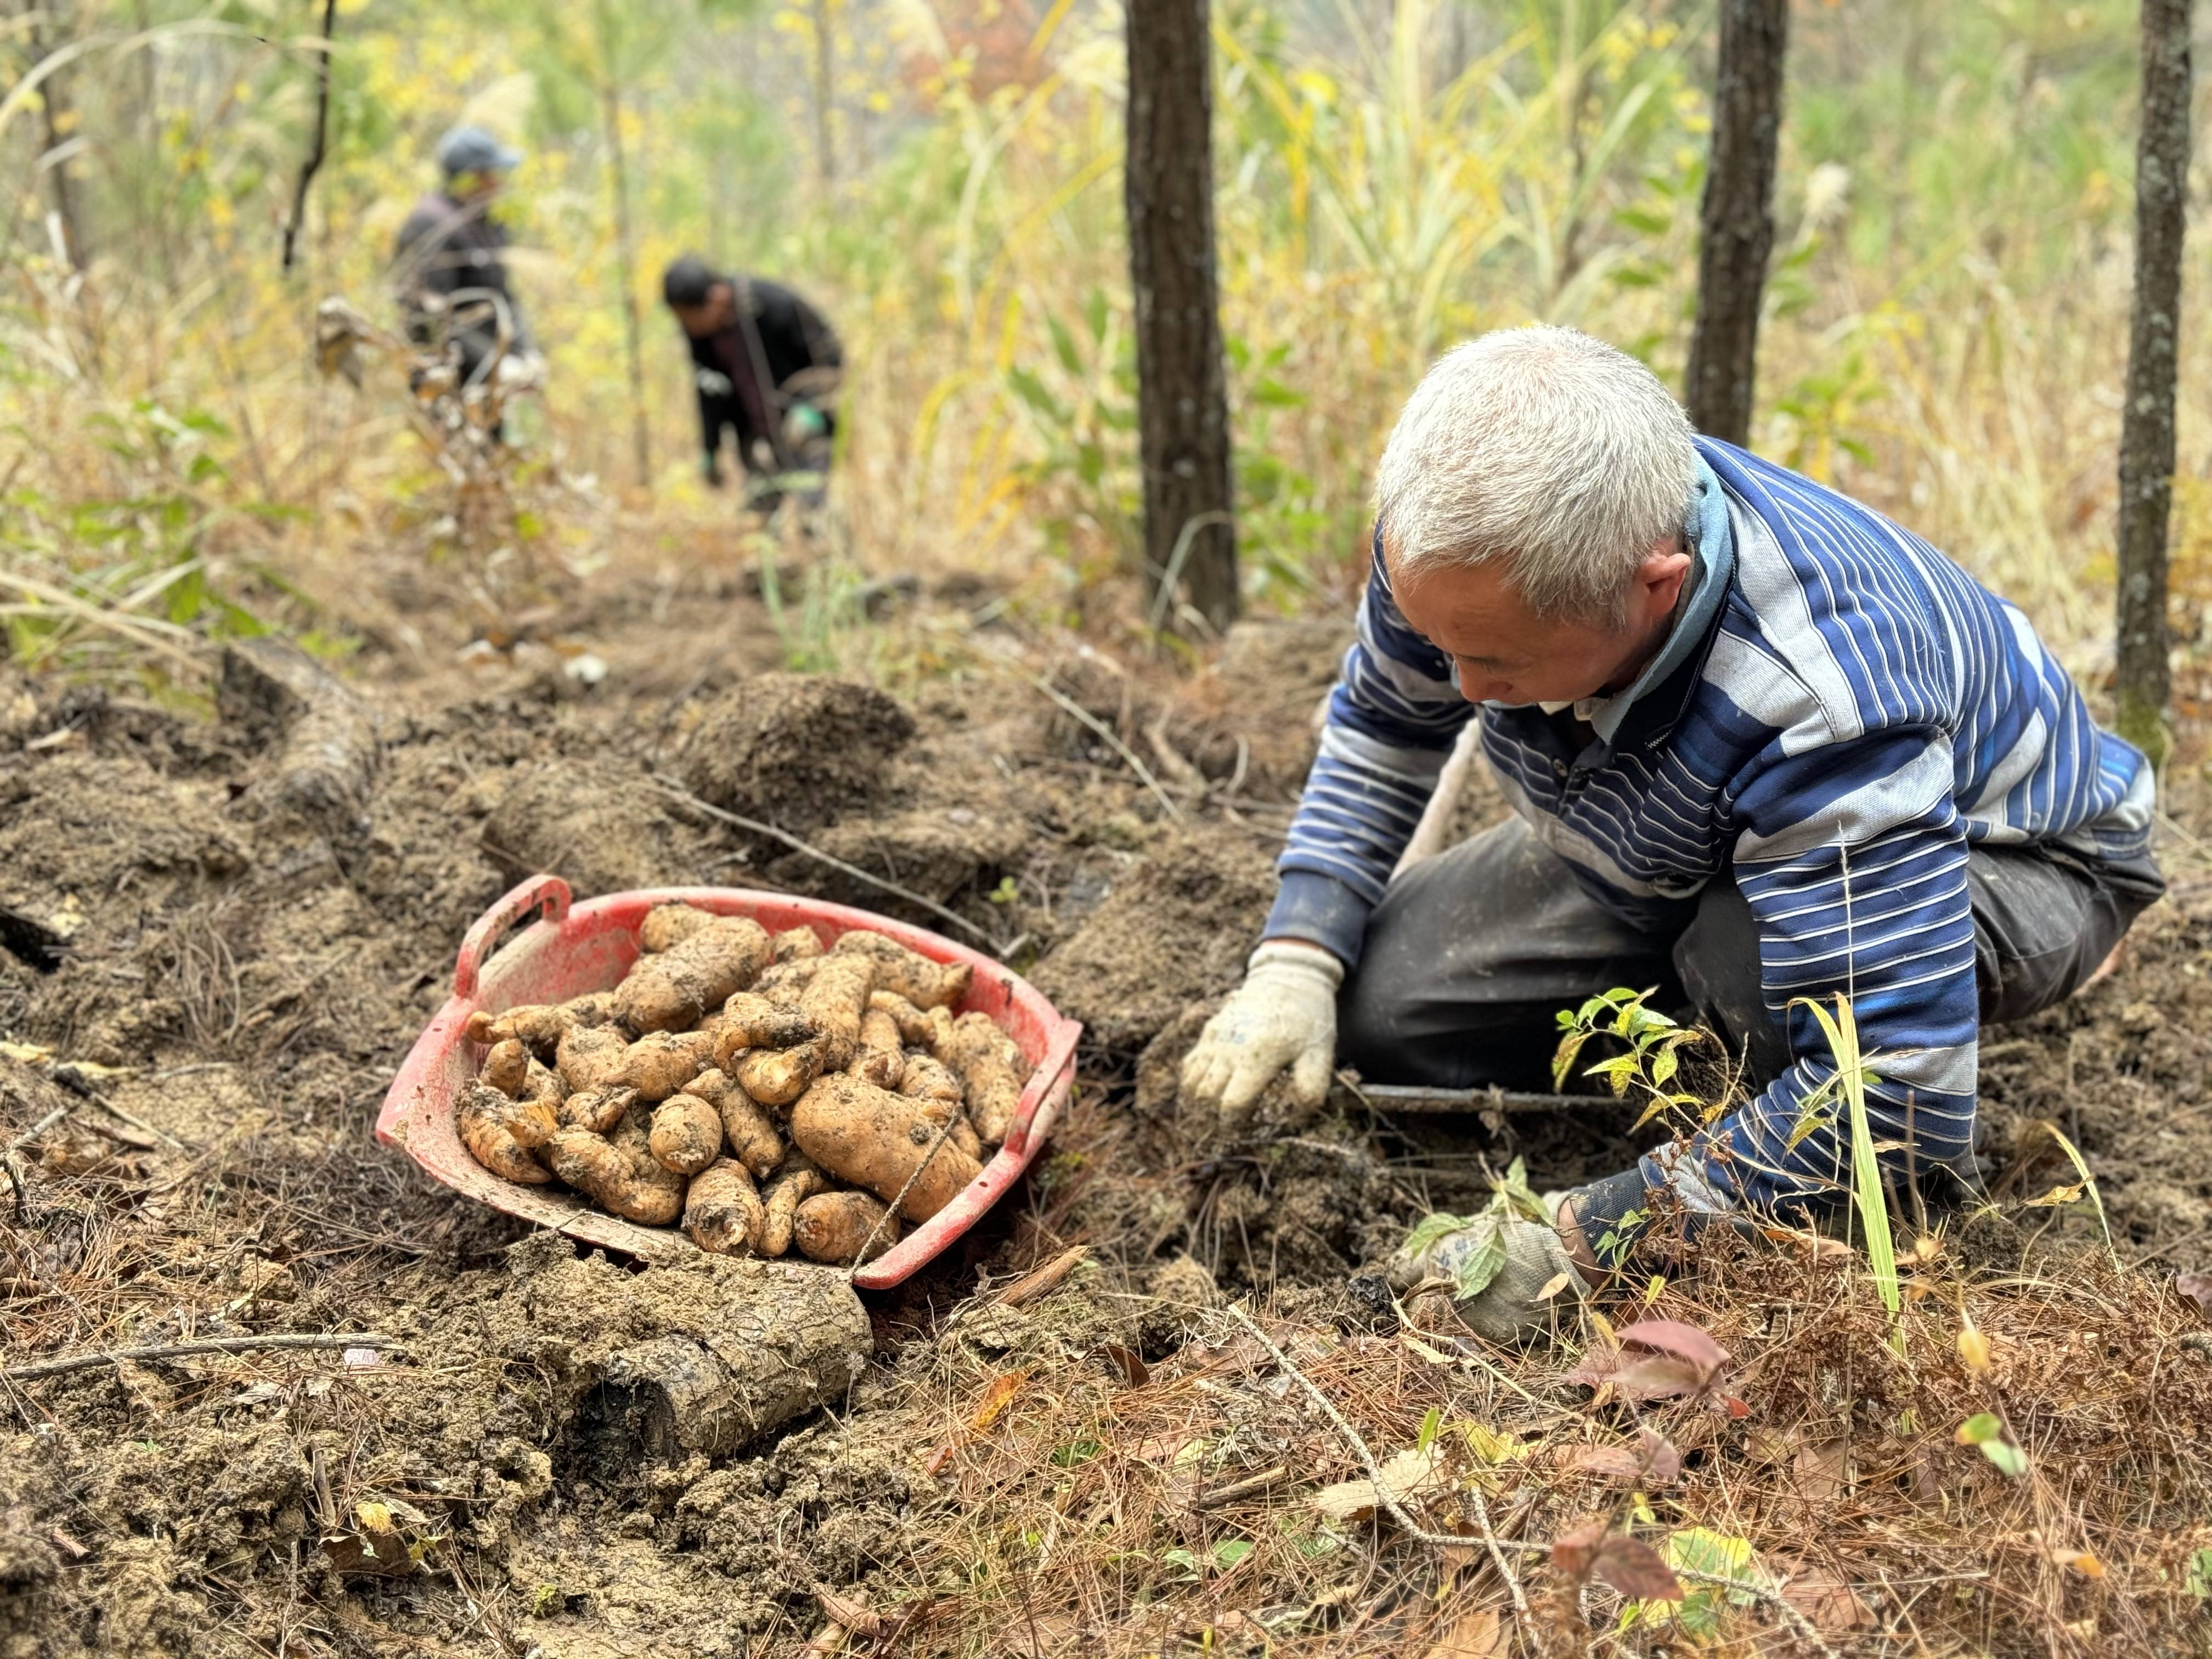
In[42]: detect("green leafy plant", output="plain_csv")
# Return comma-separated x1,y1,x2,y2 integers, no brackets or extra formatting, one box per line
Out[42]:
1552,985,1711,1128
1955,1412,2028,1478
1792,992,1903,1350
1397,1156,1556,1300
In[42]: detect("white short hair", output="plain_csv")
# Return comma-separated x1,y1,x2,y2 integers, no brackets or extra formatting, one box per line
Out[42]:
1374,327,1697,624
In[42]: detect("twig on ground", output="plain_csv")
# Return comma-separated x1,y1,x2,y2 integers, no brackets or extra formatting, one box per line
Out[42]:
49,1067,190,1148
3,1104,69,1155
1191,1463,1289,1509
648,776,1000,948
1223,1303,1535,1639
1670,1565,1843,1659
6,1331,398,1382
992,1245,1090,1308
998,661,1183,822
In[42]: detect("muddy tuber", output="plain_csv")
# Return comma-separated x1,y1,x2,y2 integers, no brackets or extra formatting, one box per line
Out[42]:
458,914,1028,1254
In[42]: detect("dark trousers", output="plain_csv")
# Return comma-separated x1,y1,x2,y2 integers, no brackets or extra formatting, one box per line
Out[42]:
1338,816,2165,1093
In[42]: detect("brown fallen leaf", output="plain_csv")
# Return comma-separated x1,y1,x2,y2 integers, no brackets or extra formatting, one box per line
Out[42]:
1565,1319,1734,1404
2177,1271,2212,1318
968,1367,1031,1431
995,1245,1091,1308
1558,1444,1645,1480
816,1588,882,1640
1096,1342,1150,1388
1770,1560,1876,1633
1550,1521,1683,1602
1311,1446,1446,1523
1793,1438,1849,1500
1421,1604,1508,1658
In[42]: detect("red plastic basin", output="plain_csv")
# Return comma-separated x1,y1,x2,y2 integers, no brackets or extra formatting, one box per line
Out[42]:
375,873,1081,1289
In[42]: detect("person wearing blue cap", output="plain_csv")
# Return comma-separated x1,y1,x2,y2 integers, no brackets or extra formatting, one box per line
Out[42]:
392,124,539,388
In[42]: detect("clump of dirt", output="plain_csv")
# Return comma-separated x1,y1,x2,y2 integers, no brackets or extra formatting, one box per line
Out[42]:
679,674,916,832
1030,821,1277,1062
482,754,710,898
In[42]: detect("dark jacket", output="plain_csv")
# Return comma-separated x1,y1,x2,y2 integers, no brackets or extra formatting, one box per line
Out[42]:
392,191,534,373
685,278,841,474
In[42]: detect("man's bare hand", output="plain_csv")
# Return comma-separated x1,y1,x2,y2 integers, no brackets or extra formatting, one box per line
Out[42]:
1178,940,1344,1123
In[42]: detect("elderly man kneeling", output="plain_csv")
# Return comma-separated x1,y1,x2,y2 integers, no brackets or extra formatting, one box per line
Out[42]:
1182,327,2162,1339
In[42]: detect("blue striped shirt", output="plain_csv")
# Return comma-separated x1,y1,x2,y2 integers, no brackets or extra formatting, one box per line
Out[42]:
1269,438,2155,1212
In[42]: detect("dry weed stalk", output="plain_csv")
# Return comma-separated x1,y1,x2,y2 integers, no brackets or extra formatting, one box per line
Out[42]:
883,1214,2212,1657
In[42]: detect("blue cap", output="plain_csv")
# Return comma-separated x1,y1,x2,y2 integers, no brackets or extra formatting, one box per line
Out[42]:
436,124,522,176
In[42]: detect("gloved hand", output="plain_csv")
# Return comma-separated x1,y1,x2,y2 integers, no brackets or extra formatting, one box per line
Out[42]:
494,351,544,391
1386,1192,1588,1344
1178,940,1343,1122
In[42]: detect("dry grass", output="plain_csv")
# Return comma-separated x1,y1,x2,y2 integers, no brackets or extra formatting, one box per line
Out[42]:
877,1217,2212,1657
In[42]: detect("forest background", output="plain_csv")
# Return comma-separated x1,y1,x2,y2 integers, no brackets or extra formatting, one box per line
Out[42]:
2,0,2209,692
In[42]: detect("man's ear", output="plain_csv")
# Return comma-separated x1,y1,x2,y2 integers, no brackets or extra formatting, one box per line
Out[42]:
1632,536,1694,621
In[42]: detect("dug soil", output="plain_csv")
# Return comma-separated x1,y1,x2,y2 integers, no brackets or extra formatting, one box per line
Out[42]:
1,544,2208,1656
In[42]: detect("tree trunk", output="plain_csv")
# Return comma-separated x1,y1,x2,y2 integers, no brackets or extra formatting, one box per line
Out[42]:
1125,0,1238,635
1684,0,1788,445
601,80,653,491
809,0,837,189
280,0,340,273
24,0,86,270
2114,0,2192,766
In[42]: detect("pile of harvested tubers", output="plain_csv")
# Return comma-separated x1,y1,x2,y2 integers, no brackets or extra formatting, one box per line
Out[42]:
454,903,1028,1266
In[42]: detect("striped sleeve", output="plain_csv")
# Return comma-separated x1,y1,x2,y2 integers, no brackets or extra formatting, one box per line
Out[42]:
1646,719,1981,1214
1265,529,1475,964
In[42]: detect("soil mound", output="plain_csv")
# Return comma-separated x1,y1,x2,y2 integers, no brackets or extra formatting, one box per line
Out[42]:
482,755,704,898
1030,821,1276,1060
679,675,916,832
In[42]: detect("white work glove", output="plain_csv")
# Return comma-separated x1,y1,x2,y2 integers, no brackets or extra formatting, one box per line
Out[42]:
1385,1188,1588,1345
1179,940,1343,1121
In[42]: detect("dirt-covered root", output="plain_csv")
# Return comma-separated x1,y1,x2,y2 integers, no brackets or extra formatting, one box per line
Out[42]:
216,637,382,844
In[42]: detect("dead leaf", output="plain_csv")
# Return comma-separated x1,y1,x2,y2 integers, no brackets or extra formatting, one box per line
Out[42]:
995,1245,1091,1308
1597,1535,1683,1601
1556,1428,1680,1484
1551,1522,1684,1602
1311,1446,1444,1523
1422,1605,1508,1658
1558,1444,1645,1480
1638,1426,1683,1483
2177,1272,2212,1318
1535,1271,1575,1301
1792,1438,1849,1500
1773,1562,1876,1633
968,1368,1031,1432
1550,1520,1607,1578
816,1589,882,1639
1617,1319,1730,1375
1096,1343,1150,1389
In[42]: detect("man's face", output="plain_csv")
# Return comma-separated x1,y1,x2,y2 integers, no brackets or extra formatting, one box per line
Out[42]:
452,168,506,205
670,282,737,339
1388,536,1691,707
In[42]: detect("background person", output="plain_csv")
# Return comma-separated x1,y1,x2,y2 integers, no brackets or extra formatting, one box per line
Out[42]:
392,124,539,390
661,253,843,509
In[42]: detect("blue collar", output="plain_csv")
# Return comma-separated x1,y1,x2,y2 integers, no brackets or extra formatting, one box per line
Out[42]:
1580,456,1735,744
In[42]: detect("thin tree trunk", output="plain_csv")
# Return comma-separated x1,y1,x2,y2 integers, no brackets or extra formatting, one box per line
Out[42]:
24,0,86,269
809,0,836,189
602,80,653,491
2114,0,2192,765
281,0,340,273
1684,0,1787,445
1125,0,1238,634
